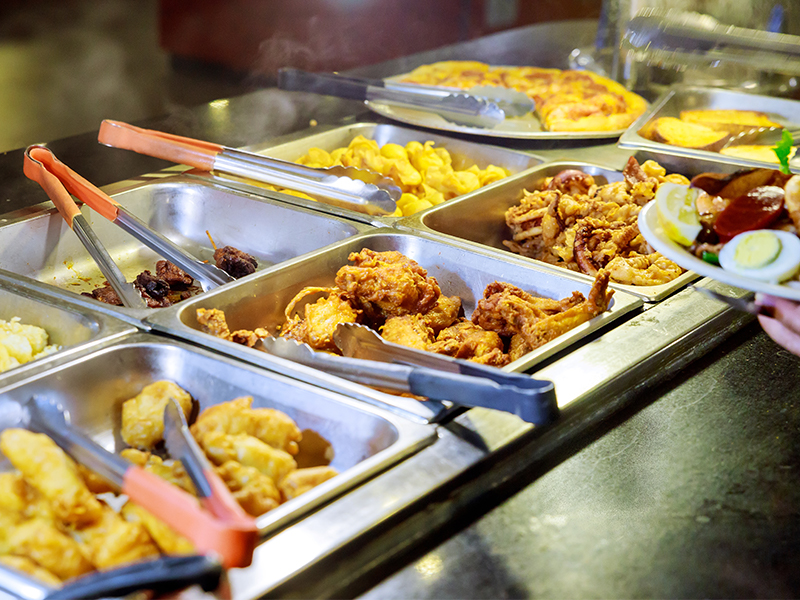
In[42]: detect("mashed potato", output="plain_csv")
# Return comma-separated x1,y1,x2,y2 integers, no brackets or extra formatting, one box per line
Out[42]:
0,318,60,373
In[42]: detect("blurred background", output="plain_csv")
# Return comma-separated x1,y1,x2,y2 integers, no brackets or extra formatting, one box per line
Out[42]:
0,0,600,153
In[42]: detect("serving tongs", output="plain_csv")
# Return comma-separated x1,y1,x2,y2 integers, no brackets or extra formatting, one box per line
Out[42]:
259,327,558,425
5,395,258,569
98,120,401,216
23,145,235,295
623,8,800,76
278,68,525,128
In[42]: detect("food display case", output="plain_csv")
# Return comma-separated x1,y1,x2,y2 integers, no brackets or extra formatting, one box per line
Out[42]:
0,17,797,600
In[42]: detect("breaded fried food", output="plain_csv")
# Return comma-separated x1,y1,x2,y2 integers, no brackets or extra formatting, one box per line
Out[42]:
278,466,339,502
280,289,360,352
420,294,462,333
0,429,102,527
380,314,434,350
121,502,195,555
74,504,159,569
195,430,296,483
0,472,55,522
0,555,61,586
120,449,195,494
191,396,302,455
121,380,193,449
214,460,280,516
429,320,508,366
335,249,441,320
6,518,94,580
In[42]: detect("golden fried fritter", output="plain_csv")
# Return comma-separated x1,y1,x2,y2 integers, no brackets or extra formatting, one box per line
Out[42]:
214,460,280,516
380,315,434,350
191,396,302,455
120,381,193,450
420,294,462,333
334,249,440,320
0,555,61,586
280,291,360,352
0,429,102,527
196,308,231,339
278,466,339,502
120,502,195,556
0,472,55,523
6,518,94,580
195,430,297,483
119,449,195,494
74,504,160,570
429,320,508,366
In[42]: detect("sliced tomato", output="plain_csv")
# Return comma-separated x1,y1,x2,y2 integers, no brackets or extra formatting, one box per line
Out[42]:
712,185,785,242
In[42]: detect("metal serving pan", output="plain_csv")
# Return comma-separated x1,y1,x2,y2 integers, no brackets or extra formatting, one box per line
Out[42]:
397,161,698,302
145,229,641,408
0,333,434,537
211,122,544,226
0,174,367,326
0,272,135,390
618,85,800,177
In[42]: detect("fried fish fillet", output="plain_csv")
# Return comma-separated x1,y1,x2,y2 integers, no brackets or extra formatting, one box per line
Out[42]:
195,430,297,483
214,460,280,516
278,466,339,502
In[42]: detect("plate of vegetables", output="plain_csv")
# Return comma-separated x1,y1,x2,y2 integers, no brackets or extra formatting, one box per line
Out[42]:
638,146,800,300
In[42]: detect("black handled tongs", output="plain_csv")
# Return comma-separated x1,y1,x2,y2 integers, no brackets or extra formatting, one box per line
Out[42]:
24,145,235,295
278,68,523,129
259,325,558,425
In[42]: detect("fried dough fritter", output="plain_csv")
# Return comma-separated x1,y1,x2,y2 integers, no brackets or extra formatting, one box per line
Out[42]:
278,466,339,502
214,460,280,516
334,249,441,321
120,380,194,450
191,396,302,455
0,429,102,527
195,430,297,484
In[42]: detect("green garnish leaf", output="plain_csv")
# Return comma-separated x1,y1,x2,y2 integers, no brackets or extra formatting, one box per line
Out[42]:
773,129,794,175
701,251,720,266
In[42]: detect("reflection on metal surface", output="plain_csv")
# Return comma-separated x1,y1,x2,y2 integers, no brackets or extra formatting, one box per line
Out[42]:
415,554,443,579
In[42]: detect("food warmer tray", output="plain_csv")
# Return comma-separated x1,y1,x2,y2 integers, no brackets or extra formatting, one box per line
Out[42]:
201,122,544,227
144,228,641,421
618,85,800,177
0,271,135,391
395,161,697,302
0,174,370,328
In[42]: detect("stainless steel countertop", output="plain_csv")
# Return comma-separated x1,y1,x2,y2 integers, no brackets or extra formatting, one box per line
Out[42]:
1,18,798,600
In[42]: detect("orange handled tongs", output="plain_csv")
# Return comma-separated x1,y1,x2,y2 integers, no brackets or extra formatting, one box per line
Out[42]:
23,145,235,293
98,119,400,215
20,396,258,569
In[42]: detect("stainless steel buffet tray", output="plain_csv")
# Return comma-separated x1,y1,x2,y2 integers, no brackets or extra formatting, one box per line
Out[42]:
0,174,368,325
618,86,800,177
0,272,135,390
212,122,544,226
397,161,698,302
0,332,436,599
145,228,641,399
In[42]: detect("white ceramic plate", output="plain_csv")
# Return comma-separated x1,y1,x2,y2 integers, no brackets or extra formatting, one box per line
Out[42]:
638,200,800,301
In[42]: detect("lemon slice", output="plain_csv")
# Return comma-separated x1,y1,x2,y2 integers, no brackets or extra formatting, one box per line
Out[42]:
655,183,702,246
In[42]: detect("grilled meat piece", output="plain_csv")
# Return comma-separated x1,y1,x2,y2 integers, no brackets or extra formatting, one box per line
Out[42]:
83,283,123,306
156,260,193,289
135,270,171,300
214,246,258,279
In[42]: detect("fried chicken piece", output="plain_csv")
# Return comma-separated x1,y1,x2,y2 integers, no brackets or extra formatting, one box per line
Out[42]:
380,315,434,350
121,502,195,555
0,429,103,527
156,260,193,288
196,308,231,339
83,282,122,306
120,380,194,450
74,504,160,570
508,333,531,362
281,291,360,351
6,518,94,580
230,329,260,347
421,294,462,333
191,396,302,455
214,461,280,516
78,465,117,495
0,555,61,586
472,282,584,337
429,320,508,366
0,472,56,523
500,271,614,350
214,246,258,279
278,466,339,502
195,431,297,483
334,249,440,320
120,449,196,494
